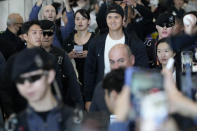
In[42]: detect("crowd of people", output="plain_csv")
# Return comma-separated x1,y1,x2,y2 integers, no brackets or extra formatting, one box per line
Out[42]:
0,0,197,130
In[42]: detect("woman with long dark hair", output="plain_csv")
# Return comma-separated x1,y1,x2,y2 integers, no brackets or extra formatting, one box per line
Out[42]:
63,9,95,95
156,38,176,79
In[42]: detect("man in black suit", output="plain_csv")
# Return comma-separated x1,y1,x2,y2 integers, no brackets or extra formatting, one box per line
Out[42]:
40,20,83,108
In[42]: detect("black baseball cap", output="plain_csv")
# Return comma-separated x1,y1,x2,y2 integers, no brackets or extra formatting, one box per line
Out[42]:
106,3,124,18
40,20,55,36
40,20,55,31
12,47,55,81
156,13,175,28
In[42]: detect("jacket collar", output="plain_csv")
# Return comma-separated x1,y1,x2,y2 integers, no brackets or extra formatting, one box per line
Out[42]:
26,99,64,117
5,28,17,38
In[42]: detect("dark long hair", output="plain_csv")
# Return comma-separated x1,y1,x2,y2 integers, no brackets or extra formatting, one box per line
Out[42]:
156,38,176,68
74,9,90,20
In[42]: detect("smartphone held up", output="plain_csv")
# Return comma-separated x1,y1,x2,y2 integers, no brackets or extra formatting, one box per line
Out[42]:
125,67,168,130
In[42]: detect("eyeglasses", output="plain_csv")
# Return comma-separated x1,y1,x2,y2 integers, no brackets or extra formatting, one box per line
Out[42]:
15,73,45,84
43,31,54,37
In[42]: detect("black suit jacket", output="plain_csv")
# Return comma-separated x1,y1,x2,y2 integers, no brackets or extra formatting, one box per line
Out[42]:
0,28,25,60
50,46,84,108
84,30,149,101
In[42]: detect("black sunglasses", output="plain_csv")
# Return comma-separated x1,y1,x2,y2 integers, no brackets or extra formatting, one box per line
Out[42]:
158,23,174,28
15,73,44,84
43,31,54,37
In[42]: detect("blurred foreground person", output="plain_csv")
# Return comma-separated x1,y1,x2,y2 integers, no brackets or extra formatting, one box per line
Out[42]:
0,21,43,117
5,48,77,131
103,68,126,114
108,66,197,131
103,68,136,131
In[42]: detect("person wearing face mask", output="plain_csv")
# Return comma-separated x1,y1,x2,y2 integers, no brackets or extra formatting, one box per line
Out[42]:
0,13,25,60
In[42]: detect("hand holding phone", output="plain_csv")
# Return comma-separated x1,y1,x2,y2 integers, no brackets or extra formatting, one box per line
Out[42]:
113,86,131,122
125,67,164,97
68,50,78,59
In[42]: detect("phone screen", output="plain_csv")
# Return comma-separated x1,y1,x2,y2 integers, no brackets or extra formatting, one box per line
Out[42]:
74,45,83,53
181,51,193,72
126,68,163,98
125,67,165,120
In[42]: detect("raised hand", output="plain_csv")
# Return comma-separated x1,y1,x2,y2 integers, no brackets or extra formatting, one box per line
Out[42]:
183,14,197,35
36,0,44,6
62,11,68,25
114,86,131,122
123,0,137,7
64,0,71,12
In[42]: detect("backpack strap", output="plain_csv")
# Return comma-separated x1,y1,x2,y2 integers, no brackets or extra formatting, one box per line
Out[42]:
59,105,83,131
16,111,29,131
5,112,29,131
